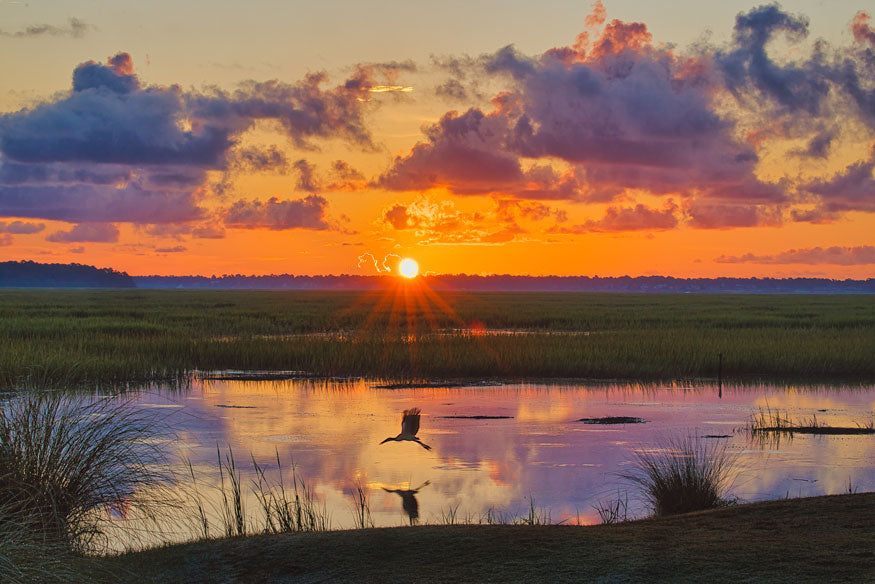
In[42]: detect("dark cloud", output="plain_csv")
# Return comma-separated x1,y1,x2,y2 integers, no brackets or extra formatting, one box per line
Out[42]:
292,159,319,193
716,245,875,265
155,245,187,253
0,220,44,234
385,4,875,234
232,145,289,173
801,152,875,215
685,200,782,229
0,182,204,223
224,195,331,230
378,109,585,199
382,11,777,208
791,128,835,158
0,18,90,39
716,5,826,115
46,222,119,243
551,203,678,234
0,52,388,227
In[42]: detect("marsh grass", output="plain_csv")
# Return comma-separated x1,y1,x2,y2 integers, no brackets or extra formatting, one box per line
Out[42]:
1,290,873,388
626,434,738,517
216,446,246,537
251,451,329,533
350,481,373,529
0,393,168,552
749,407,875,436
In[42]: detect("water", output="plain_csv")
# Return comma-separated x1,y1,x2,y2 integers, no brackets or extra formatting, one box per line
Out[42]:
116,379,874,548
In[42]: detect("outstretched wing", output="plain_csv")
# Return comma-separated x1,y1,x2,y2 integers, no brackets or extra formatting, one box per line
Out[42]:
401,408,422,436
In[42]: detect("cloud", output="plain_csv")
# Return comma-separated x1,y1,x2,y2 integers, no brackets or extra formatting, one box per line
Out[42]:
381,6,780,210
155,245,187,253
384,4,875,231
46,222,119,243
716,245,875,265
357,252,403,273
224,195,331,230
0,182,204,223
378,196,561,245
852,12,875,45
0,18,91,39
0,234,11,247
231,145,289,173
800,152,875,216
0,220,44,234
378,109,585,200
684,200,782,229
292,159,319,193
551,202,678,234
0,52,389,226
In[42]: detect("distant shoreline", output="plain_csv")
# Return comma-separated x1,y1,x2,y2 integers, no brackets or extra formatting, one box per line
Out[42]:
1,261,873,292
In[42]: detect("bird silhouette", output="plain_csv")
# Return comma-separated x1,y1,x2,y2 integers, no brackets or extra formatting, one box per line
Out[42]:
380,408,432,450
383,480,431,525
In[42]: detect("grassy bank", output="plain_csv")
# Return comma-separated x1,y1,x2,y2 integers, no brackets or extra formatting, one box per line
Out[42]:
1,289,873,387
99,493,874,583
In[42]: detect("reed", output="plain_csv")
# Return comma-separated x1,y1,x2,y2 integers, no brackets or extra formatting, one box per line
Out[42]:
625,434,737,517
216,446,246,537
349,481,373,529
251,451,328,533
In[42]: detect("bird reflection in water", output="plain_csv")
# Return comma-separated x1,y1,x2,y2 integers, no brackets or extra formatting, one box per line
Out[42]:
383,481,431,525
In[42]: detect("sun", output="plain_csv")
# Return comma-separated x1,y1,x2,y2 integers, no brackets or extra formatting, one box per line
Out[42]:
398,258,419,279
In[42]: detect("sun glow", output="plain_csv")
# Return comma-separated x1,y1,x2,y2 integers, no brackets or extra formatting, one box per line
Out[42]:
398,258,419,279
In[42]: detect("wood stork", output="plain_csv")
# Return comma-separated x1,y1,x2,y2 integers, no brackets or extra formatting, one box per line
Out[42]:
383,480,431,525
380,408,432,450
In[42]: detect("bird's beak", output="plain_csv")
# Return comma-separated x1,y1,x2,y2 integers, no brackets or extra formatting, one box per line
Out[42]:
379,437,393,444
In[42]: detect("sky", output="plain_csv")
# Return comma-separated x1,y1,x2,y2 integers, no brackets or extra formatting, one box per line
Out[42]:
0,0,873,278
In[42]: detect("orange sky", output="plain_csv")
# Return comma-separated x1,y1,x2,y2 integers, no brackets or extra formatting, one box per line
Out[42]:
0,1,873,278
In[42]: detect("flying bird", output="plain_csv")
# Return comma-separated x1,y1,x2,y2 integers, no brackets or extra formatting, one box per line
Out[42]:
380,408,432,450
383,480,431,525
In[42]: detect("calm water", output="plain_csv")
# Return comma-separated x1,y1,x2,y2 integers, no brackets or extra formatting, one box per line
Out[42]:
114,378,874,548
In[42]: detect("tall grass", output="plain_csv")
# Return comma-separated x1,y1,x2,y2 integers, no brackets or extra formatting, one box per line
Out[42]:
0,393,167,552
1,290,872,388
251,451,329,533
216,446,246,537
350,481,373,529
626,434,737,517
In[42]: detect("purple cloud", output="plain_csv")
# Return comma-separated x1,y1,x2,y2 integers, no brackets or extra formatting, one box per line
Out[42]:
716,245,875,265
224,195,331,230
46,222,119,243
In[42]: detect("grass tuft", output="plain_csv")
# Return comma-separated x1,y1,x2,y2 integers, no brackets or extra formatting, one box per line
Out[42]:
0,393,167,553
626,434,737,517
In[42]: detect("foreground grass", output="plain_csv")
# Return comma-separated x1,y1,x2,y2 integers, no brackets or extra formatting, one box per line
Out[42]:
99,493,874,583
1,289,873,387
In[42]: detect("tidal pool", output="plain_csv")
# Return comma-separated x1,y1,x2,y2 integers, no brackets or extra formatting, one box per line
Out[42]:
115,379,874,548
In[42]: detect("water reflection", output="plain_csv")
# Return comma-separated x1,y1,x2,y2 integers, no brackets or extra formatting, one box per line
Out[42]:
383,480,431,525
113,378,874,548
